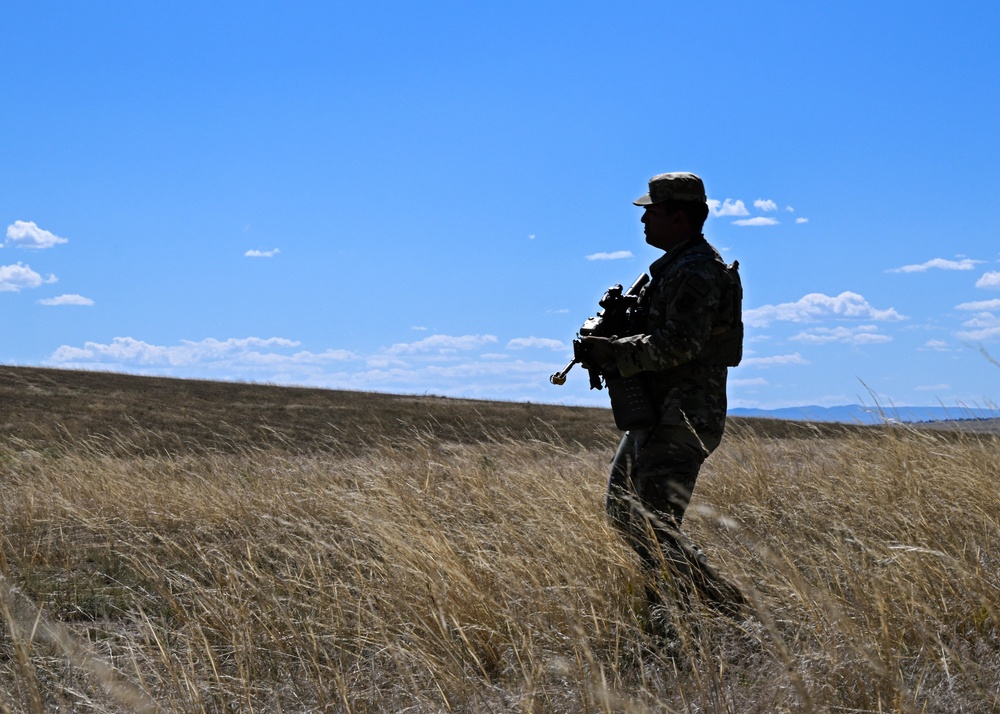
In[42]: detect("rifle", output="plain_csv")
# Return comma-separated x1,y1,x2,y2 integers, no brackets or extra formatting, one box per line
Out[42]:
549,273,650,390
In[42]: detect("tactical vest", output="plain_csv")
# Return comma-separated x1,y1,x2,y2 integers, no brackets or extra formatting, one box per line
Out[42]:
630,253,743,368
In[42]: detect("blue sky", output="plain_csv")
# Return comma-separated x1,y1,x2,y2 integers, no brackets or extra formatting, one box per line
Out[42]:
4,2,999,410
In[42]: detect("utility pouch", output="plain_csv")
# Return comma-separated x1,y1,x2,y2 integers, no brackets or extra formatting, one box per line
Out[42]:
704,259,744,366
606,375,656,431
707,321,744,367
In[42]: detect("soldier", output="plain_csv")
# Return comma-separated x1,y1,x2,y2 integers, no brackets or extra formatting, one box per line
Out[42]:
579,172,747,622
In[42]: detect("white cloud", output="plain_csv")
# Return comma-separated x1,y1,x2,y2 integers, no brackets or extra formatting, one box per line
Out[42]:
243,348,357,364
976,271,1000,289
384,334,498,356
245,248,280,258
795,217,809,224
790,325,892,345
370,335,502,367
740,353,809,368
5,220,68,249
730,377,769,387
957,326,1000,341
709,199,749,217
47,336,359,369
0,263,57,292
38,294,94,306
956,299,1000,311
203,336,300,349
914,384,950,392
959,313,999,329
528,234,536,240
506,336,567,350
956,312,1000,341
744,292,907,328
733,217,779,227
586,250,633,261
785,206,795,212
367,358,567,399
50,346,96,361
754,199,778,212
44,333,587,403
886,258,982,273
920,340,952,352
60,337,304,365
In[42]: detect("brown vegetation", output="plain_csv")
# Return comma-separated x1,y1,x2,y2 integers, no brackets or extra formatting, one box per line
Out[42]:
1,366,998,712
0,366,615,456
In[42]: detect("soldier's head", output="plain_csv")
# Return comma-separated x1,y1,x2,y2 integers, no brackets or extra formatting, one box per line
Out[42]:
633,172,709,250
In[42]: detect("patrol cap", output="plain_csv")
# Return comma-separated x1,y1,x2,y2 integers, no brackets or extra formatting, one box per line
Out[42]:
633,172,707,206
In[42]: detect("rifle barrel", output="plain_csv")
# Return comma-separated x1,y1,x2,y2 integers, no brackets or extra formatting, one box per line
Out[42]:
549,360,576,385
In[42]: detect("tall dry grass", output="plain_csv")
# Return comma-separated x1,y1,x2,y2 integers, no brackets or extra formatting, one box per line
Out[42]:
1,418,998,712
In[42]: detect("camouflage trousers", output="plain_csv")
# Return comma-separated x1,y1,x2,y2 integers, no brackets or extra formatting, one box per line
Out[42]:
606,422,747,617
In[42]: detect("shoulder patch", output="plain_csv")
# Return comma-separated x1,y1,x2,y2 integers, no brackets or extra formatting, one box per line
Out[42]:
686,274,710,297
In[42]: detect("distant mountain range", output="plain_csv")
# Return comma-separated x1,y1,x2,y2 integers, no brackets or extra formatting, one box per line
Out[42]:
728,404,1000,425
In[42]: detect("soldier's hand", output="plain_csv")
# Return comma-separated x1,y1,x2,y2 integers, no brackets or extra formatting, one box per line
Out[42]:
578,336,618,371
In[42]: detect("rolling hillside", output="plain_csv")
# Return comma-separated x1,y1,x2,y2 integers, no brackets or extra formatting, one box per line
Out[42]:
2,364,997,712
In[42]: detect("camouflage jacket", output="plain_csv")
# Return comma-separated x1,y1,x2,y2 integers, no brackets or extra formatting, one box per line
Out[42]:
609,234,739,441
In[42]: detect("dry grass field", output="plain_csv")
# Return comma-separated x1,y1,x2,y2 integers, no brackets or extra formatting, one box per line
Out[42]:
1,366,998,712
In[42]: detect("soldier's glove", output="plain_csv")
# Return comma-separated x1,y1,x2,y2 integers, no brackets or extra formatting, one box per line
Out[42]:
577,336,618,372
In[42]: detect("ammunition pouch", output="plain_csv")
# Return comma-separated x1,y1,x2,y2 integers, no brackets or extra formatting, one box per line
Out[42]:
606,374,656,431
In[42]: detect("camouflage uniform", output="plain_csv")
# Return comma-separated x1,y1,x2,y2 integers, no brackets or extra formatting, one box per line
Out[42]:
603,174,746,615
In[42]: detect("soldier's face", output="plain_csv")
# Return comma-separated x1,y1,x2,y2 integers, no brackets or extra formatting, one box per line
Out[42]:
641,204,685,251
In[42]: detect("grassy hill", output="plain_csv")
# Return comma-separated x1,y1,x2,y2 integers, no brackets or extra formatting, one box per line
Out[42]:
0,365,618,455
0,365,869,454
1,366,998,712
